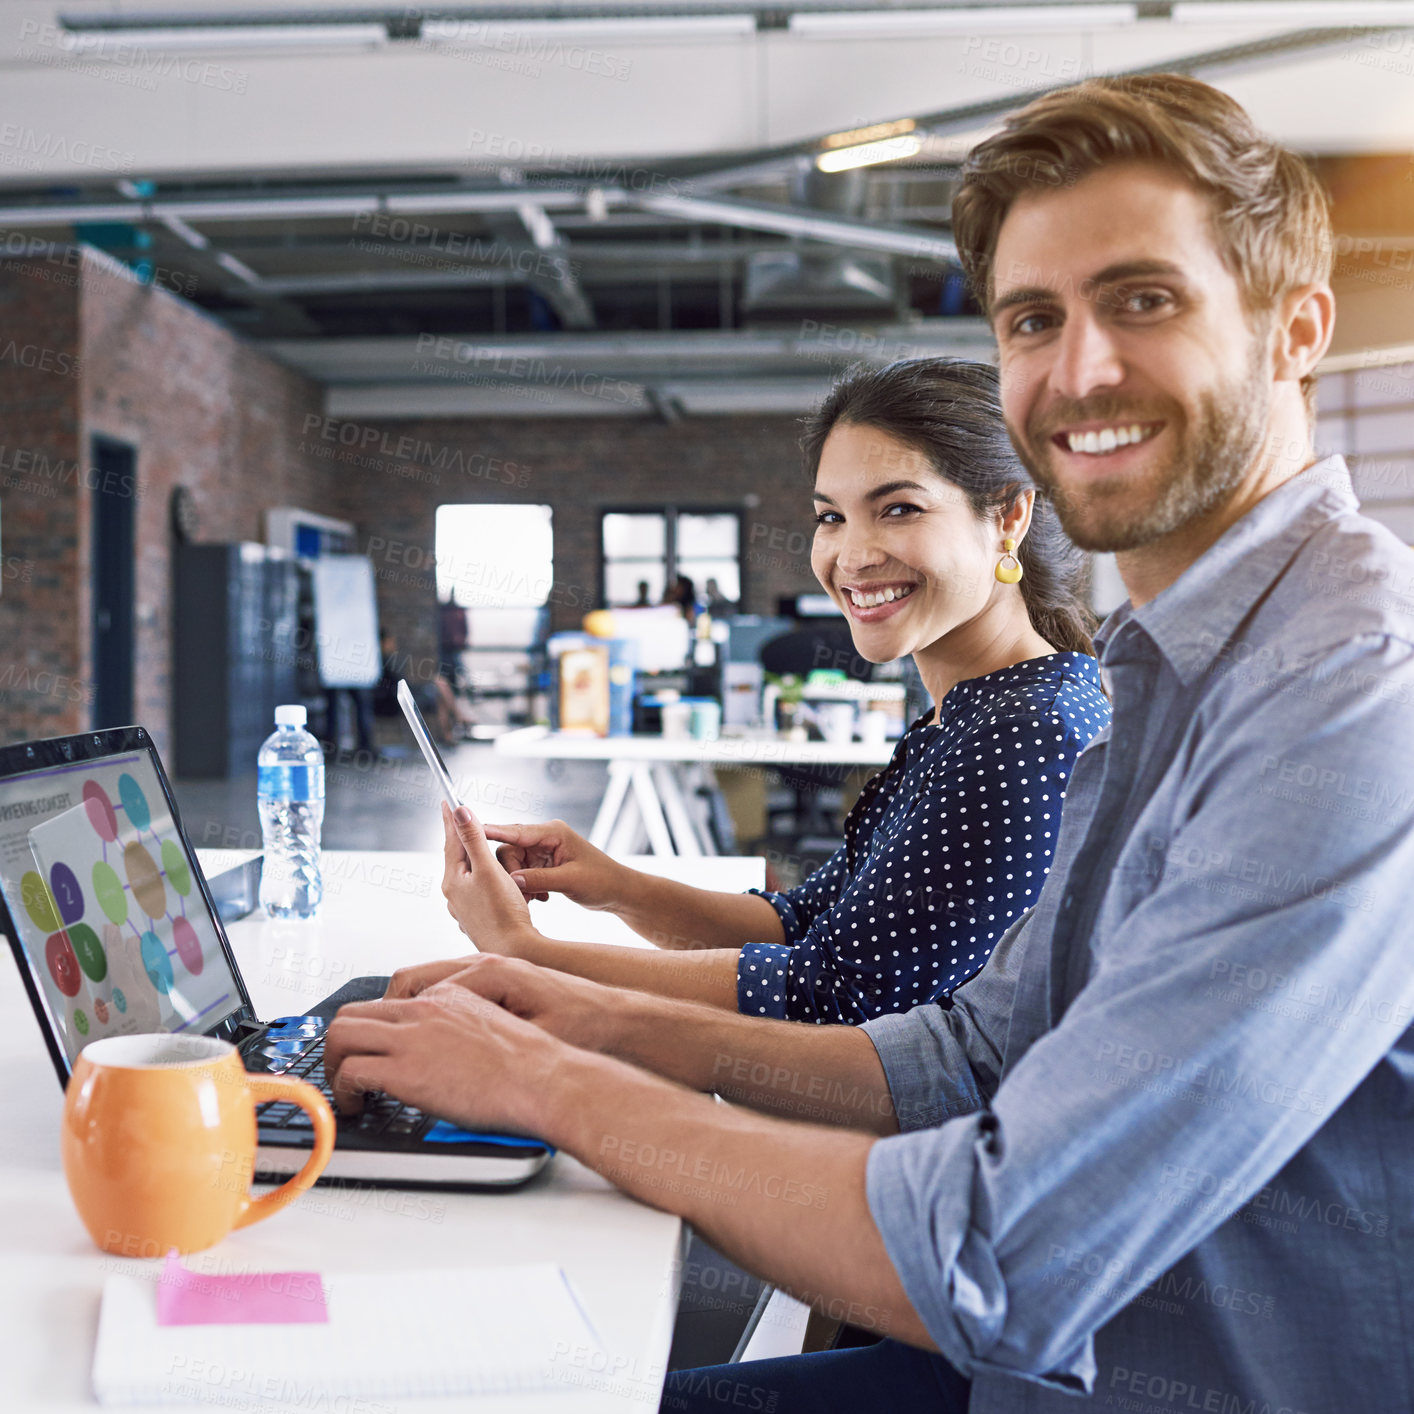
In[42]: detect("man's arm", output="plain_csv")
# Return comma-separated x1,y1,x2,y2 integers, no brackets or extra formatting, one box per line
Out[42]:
323,985,933,1346
391,952,904,1133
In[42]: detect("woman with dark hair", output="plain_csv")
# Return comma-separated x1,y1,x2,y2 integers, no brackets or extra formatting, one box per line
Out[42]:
405,358,1111,1023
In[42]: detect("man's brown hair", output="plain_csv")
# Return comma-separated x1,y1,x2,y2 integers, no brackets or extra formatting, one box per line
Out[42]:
952,74,1332,415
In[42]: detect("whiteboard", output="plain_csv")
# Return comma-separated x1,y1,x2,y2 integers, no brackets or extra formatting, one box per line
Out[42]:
312,556,381,688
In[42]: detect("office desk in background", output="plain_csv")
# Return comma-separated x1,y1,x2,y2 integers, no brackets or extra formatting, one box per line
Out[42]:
0,848,764,1412
495,727,895,857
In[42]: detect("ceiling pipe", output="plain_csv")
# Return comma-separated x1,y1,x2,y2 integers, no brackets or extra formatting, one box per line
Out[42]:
55,1,1168,35
633,191,957,261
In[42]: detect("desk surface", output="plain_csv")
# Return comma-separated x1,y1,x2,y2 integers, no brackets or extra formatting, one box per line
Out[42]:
0,849,763,1411
495,725,897,767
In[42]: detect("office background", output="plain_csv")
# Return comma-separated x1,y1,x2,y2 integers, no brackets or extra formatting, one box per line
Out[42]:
3,1,1414,785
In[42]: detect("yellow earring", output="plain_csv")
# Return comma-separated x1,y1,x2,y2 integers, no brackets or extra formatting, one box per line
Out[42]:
995,538,1023,584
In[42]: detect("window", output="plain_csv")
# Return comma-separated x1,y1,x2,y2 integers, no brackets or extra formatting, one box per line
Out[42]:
435,503,553,647
601,507,742,610
602,512,668,607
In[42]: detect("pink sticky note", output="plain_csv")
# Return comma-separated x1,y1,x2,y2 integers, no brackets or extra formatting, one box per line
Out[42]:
156,1250,329,1325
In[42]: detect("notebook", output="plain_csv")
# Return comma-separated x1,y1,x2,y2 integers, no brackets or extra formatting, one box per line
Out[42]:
92,1262,605,1405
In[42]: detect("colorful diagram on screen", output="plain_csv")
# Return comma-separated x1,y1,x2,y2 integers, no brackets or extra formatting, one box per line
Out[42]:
20,764,233,1053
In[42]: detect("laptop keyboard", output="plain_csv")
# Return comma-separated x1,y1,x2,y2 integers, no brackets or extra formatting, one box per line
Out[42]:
253,1025,426,1141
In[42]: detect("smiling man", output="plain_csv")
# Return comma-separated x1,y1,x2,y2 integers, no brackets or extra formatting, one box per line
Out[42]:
326,76,1414,1413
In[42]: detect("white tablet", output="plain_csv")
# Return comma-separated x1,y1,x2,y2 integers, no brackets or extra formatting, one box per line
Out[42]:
396,679,463,812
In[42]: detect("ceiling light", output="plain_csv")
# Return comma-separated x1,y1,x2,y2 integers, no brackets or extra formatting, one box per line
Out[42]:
817,135,925,172
61,24,388,53
821,118,917,151
1173,2,1414,20
791,5,1137,38
419,14,756,45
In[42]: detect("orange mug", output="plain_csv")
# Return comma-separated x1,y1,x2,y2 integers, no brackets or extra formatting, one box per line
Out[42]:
62,1033,335,1256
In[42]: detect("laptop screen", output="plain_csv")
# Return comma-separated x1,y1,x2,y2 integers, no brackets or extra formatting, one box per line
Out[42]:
0,746,242,1066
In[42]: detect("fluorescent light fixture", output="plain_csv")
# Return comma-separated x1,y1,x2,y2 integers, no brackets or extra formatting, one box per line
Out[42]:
821,118,917,150
791,5,1137,38
817,135,925,172
62,24,387,53
1173,1,1414,20
420,14,756,45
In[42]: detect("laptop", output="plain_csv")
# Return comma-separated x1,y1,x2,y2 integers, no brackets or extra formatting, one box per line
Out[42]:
0,725,552,1189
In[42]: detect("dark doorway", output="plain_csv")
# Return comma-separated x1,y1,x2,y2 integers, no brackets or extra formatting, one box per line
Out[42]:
91,437,136,729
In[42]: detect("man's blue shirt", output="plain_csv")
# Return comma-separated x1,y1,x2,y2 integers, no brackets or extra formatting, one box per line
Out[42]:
861,457,1414,1411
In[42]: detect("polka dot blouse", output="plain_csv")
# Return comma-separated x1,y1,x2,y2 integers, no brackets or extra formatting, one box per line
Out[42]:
738,651,1111,1023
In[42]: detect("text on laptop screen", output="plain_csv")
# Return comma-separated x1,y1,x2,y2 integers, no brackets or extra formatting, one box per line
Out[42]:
0,751,241,1063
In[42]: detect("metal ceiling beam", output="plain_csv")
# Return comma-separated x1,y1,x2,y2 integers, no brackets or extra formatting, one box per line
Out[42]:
260,319,996,378
512,205,597,329
0,188,599,227
233,236,788,265
635,191,957,261
469,208,596,329
0,183,959,266
152,210,323,333
56,1,1158,34
256,267,525,295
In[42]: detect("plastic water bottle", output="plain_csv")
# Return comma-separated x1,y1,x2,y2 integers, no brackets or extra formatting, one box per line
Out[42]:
257,704,325,919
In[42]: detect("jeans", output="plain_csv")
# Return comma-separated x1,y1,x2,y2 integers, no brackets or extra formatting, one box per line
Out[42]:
659,1339,970,1413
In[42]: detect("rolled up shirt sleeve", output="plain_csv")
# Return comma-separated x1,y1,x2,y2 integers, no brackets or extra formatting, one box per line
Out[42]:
862,906,1036,1130
748,842,850,945
740,844,850,1016
861,634,1414,1390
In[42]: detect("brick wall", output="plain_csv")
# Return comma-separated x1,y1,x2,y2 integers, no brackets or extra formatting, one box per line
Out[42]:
0,248,335,751
79,250,334,755
0,256,83,740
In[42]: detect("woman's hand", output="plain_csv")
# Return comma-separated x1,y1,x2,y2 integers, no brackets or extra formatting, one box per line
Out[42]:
439,801,544,959
482,817,627,911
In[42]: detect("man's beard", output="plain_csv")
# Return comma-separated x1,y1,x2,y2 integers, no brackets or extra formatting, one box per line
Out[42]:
1008,341,1272,554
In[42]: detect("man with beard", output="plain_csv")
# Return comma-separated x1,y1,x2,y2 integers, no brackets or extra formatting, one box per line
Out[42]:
325,76,1414,1413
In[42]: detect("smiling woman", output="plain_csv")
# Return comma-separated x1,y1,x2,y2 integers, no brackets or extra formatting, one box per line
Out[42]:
725,356,1112,1019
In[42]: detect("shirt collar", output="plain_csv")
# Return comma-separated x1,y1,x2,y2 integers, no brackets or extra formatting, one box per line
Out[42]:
1093,456,1357,686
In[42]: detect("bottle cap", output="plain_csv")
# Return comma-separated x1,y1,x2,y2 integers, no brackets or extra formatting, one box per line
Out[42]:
274,704,307,728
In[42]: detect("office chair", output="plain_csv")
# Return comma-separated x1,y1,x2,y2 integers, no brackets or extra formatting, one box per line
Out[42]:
758,625,874,854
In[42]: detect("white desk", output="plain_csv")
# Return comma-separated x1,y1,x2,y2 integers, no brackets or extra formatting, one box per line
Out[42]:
0,848,763,1412
496,727,895,857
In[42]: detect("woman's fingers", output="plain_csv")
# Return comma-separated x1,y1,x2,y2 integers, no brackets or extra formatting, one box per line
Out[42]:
451,805,498,868
495,843,529,874
509,866,563,897
441,801,468,877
